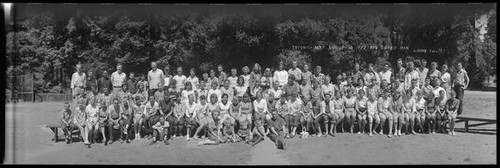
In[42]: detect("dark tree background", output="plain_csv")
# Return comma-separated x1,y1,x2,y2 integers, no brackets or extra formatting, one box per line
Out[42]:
6,4,497,93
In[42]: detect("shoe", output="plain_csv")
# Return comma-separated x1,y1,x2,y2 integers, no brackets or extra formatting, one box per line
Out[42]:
187,137,191,141
164,140,169,145
388,134,392,138
109,141,114,145
412,131,417,135
369,133,373,136
149,141,156,145
379,131,383,135
85,144,91,148
193,136,199,140
290,134,295,138
126,139,130,143
119,139,124,143
452,131,456,136
104,141,108,146
357,132,361,134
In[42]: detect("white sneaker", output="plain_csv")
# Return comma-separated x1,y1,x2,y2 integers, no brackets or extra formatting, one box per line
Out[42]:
357,132,361,134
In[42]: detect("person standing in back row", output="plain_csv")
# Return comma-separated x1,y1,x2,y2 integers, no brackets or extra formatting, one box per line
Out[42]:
71,63,86,101
111,63,127,100
274,61,288,89
452,62,469,116
148,62,165,99
288,61,303,84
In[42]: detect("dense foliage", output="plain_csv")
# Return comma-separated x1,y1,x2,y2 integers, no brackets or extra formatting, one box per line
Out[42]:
6,4,496,92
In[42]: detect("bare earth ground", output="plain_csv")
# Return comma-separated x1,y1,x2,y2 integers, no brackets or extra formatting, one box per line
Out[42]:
4,90,496,164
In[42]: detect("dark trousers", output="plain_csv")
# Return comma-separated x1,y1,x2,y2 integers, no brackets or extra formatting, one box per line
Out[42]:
61,121,76,136
454,85,465,115
108,119,122,142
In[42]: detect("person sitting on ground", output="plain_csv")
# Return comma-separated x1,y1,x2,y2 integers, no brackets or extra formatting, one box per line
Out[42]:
150,116,170,145
268,110,286,150
61,102,75,144
446,90,460,136
107,98,123,145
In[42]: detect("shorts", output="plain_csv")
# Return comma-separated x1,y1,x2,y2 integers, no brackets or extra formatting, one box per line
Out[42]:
436,113,448,121
368,113,380,123
334,110,345,119
345,108,356,118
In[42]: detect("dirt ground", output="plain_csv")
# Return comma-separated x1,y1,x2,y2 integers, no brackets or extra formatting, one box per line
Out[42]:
3,90,496,164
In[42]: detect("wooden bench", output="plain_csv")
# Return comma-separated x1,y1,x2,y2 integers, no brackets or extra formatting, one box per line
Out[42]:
46,124,81,143
456,116,496,133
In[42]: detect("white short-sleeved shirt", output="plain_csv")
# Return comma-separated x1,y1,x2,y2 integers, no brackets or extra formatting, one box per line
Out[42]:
367,100,378,115
173,75,187,90
111,71,127,87
253,99,268,114
148,69,164,89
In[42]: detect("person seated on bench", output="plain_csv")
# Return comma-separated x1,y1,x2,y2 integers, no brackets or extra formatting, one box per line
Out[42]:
446,90,460,136
74,99,90,148
61,102,75,144
436,90,448,134
85,97,99,148
98,100,109,144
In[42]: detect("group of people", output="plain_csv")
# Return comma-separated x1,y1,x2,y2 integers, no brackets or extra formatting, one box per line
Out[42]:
62,58,469,149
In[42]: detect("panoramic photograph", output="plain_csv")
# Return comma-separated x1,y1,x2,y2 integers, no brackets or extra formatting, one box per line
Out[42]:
3,3,497,165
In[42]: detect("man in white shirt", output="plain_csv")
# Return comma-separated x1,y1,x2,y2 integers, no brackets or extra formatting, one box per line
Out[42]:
71,63,86,100
111,63,127,100
172,66,187,91
273,61,288,88
379,63,392,85
148,61,165,98
288,61,302,84
405,61,420,91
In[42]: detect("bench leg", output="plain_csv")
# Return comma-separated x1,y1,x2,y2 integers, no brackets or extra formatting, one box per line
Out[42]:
54,127,59,142
464,120,468,133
